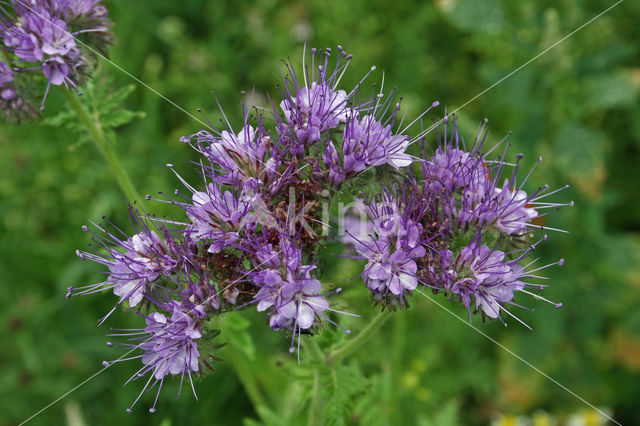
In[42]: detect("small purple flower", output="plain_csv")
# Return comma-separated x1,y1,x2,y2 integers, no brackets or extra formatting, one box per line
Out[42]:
254,270,329,332
249,236,337,353
105,301,203,413
354,193,427,303
182,124,273,182
425,147,488,196
342,114,412,173
420,117,571,237
491,179,539,235
108,231,178,307
0,61,13,85
2,8,82,102
278,47,353,147
1,0,112,110
443,235,563,324
0,60,37,121
280,81,348,145
183,180,256,253
360,241,424,296
69,213,182,316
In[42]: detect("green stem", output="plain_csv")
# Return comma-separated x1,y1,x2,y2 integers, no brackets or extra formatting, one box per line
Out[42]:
224,340,269,412
326,310,393,365
302,337,326,425
61,89,142,204
303,336,325,362
308,370,323,426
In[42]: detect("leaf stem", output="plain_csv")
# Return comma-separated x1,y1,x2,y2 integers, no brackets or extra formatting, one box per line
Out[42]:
60,89,142,204
325,310,393,365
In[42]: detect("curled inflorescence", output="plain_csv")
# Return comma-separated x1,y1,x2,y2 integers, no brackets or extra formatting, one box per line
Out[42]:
69,46,570,412
0,0,112,119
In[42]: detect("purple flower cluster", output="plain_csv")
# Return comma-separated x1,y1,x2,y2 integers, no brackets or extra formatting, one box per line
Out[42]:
0,0,112,118
347,115,570,319
70,47,569,412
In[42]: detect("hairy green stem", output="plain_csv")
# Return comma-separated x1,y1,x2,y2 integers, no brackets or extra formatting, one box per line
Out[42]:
61,89,142,204
326,310,393,365
308,370,323,426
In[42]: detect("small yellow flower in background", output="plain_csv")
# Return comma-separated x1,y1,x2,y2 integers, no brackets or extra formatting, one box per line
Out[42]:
532,410,557,426
492,414,519,426
567,408,612,426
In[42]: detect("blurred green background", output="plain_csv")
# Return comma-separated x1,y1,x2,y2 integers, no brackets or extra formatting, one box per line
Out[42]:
1,0,639,425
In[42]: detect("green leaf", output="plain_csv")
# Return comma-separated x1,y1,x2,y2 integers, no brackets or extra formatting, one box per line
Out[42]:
44,71,144,144
242,405,283,426
584,73,638,113
222,313,256,361
439,0,504,35
324,363,368,426
417,399,460,426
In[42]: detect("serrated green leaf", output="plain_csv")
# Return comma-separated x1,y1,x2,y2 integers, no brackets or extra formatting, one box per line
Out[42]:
324,363,368,426
44,71,143,143
102,110,146,129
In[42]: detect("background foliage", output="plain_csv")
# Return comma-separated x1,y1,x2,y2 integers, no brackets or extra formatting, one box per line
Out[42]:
1,0,639,425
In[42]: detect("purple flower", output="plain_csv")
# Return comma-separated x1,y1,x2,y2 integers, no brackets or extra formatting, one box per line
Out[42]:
425,147,488,196
2,8,82,98
252,238,328,328
342,114,412,173
108,231,178,306
246,235,340,354
69,212,183,316
105,301,204,413
442,235,563,324
280,82,348,146
322,100,439,186
182,124,273,182
278,47,352,147
182,179,256,253
420,117,571,237
254,270,329,332
0,60,37,121
360,241,424,296
491,179,539,235
354,193,427,303
0,61,13,85
0,0,112,110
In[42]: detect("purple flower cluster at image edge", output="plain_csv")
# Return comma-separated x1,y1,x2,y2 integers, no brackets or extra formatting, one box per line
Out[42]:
0,0,112,117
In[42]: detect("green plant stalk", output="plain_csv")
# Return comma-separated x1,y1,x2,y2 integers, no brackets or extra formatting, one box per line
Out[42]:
390,310,407,424
61,89,142,204
303,336,325,362
223,340,269,412
326,310,393,365
308,370,323,426
301,337,326,425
